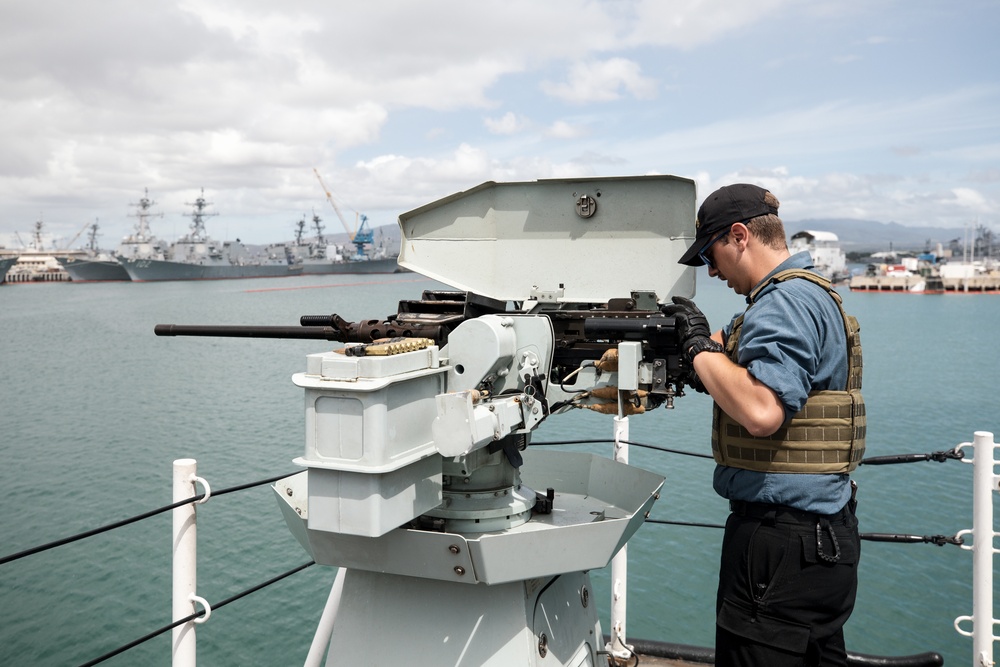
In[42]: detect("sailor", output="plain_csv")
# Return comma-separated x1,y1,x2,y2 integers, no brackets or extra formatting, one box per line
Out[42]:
665,184,864,667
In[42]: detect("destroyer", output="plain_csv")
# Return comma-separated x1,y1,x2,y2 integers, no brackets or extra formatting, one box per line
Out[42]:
57,221,131,282
119,189,301,282
289,212,399,275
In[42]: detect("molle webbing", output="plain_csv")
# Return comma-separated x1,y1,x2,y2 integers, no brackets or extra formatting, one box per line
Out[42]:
712,269,866,474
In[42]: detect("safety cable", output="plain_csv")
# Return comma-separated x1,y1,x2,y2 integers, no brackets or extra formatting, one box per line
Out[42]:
533,438,714,459
534,439,966,466
646,519,965,547
5,440,961,567
0,471,299,567
76,561,315,667
7,438,971,664
859,448,964,465
860,533,965,547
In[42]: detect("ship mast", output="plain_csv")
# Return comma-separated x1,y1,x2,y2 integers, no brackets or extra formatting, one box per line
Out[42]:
311,211,326,246
127,188,163,243
294,217,307,246
182,189,218,243
85,221,101,251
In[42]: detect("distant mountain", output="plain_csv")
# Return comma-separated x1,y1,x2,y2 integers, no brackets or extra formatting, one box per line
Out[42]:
785,218,966,254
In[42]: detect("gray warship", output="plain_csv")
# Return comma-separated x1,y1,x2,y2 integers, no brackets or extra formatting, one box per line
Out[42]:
60,190,170,282
289,211,399,275
57,221,131,282
119,189,399,282
119,189,301,282
0,255,17,284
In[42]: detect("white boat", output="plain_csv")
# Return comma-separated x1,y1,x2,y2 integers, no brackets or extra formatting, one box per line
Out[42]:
789,230,849,282
3,220,77,283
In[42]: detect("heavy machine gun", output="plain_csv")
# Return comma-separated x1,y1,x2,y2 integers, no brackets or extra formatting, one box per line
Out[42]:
156,175,699,666
155,287,689,410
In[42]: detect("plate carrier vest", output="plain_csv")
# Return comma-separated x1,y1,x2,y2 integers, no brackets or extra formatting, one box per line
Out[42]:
711,269,866,474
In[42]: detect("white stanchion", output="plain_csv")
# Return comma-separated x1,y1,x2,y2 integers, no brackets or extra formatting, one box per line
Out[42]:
173,459,199,667
970,432,997,667
954,431,998,667
607,414,632,662
304,568,347,667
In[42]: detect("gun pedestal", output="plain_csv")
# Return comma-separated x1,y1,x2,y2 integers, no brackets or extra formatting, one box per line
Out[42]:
275,327,664,666
276,449,663,666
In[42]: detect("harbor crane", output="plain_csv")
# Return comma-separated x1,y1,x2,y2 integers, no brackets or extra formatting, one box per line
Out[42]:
312,168,374,259
66,219,95,249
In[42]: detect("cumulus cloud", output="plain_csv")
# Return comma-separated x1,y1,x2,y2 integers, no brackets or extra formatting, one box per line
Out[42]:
546,120,590,139
485,112,530,135
540,58,657,104
951,187,990,212
623,0,792,50
0,0,995,243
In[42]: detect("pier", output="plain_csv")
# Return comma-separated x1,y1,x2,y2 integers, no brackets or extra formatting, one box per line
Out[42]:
849,274,1000,293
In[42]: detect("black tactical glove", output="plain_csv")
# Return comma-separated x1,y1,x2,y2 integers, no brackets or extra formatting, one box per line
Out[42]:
660,297,721,394
660,296,713,355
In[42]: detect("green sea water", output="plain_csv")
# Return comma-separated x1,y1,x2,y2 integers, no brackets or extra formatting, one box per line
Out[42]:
0,270,997,665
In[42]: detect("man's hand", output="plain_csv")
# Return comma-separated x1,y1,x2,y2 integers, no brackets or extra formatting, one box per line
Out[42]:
661,296,712,354
660,296,718,394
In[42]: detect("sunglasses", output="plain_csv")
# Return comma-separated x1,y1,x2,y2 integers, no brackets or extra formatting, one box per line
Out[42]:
698,228,731,269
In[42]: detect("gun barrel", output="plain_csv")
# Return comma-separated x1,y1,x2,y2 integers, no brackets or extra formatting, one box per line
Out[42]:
154,324,345,341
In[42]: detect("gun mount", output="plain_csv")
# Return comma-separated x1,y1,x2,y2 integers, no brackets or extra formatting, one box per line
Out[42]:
157,175,699,666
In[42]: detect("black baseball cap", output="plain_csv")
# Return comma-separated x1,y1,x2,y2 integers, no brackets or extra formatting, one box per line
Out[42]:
678,183,778,266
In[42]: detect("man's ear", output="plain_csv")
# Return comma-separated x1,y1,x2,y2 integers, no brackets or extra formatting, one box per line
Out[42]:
729,222,750,247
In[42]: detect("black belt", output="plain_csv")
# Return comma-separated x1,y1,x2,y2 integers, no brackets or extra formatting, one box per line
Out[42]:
729,499,852,525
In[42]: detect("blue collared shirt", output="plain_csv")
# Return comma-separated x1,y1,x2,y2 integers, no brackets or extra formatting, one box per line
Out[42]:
712,251,853,514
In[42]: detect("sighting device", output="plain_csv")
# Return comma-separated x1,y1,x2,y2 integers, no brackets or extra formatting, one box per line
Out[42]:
156,175,698,666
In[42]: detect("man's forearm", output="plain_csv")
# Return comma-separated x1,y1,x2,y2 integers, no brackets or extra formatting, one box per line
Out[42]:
693,334,786,437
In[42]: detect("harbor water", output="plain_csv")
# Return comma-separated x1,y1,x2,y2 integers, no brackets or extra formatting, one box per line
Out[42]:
1,270,997,665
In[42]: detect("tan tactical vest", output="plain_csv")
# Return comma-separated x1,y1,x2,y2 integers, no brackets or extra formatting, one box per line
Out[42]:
711,269,866,474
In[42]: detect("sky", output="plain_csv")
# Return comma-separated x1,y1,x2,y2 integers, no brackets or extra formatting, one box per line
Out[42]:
2,0,998,248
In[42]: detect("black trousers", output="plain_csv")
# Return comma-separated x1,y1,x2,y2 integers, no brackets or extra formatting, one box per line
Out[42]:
715,500,860,667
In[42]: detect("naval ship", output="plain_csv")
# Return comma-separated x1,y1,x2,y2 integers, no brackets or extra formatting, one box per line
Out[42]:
289,212,399,275
119,191,398,282
0,255,16,284
56,221,130,282
118,189,303,282
59,189,168,282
